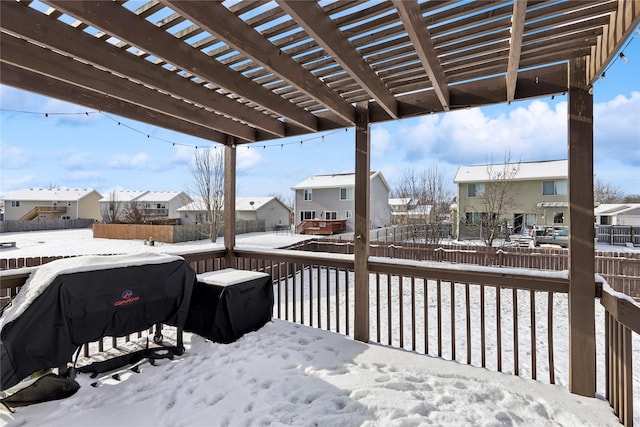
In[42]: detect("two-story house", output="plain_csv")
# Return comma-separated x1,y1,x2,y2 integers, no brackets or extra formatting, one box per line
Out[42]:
99,190,192,223
454,160,568,238
292,172,391,233
2,188,103,221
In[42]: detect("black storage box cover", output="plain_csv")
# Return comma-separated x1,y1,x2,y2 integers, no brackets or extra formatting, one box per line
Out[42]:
185,269,273,343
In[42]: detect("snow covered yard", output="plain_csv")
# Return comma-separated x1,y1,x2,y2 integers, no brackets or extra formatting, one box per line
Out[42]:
0,321,622,427
0,229,638,426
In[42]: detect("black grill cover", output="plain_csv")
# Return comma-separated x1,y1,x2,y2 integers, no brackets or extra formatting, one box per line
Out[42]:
0,253,195,391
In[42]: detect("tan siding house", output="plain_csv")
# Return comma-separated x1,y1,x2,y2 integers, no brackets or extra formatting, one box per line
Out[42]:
2,188,103,221
454,160,569,237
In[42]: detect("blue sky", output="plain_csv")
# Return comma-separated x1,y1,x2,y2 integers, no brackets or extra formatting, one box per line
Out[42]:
1,35,639,201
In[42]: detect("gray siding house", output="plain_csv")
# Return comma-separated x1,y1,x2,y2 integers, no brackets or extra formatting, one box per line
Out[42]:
292,172,391,233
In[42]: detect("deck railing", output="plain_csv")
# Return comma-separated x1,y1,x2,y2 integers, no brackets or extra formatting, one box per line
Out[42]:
1,247,637,425
601,286,640,426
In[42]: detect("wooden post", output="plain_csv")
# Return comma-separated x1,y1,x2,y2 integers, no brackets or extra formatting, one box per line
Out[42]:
353,101,370,342
224,139,237,268
567,56,596,397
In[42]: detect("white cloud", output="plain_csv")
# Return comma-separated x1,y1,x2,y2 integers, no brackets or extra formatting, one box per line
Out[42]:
0,142,31,169
107,152,149,169
594,91,640,166
67,170,103,181
237,145,263,171
371,126,392,158
61,152,94,170
0,174,36,195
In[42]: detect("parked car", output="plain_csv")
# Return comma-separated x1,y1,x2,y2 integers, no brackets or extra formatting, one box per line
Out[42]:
534,227,569,248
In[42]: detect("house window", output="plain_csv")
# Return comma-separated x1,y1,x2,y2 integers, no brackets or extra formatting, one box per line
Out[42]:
465,212,486,223
303,189,312,201
467,183,485,197
345,210,353,219
553,212,564,224
11,201,19,207
156,203,166,209
324,211,337,220
525,214,537,227
300,211,315,221
542,180,567,196
340,187,354,200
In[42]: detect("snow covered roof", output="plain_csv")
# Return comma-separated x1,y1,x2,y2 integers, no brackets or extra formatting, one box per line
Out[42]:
98,190,146,203
177,197,289,212
388,198,415,207
98,190,190,203
292,171,390,191
2,188,101,202
236,197,276,211
595,203,640,216
135,191,188,203
454,160,568,183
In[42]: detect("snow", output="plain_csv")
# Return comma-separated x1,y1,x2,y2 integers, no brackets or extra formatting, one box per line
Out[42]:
0,229,637,426
0,252,182,330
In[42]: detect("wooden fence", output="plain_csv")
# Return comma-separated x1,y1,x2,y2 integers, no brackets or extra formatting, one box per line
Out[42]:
0,219,95,233
92,220,266,243
597,225,640,246
284,239,640,299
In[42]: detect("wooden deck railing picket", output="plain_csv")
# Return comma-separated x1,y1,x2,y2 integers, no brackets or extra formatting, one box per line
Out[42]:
1,247,638,425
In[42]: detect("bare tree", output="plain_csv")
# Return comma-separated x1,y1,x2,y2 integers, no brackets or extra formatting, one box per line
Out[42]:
392,166,452,243
188,148,224,242
594,179,625,204
101,190,122,223
122,201,144,224
477,155,520,247
420,165,452,243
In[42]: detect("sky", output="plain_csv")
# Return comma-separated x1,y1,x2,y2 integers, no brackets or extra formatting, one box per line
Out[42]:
1,31,639,202
0,229,637,426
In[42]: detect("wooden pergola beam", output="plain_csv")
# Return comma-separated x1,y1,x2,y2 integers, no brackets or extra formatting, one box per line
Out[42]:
278,0,399,120
162,0,356,125
224,140,237,267
353,101,371,343
589,0,640,83
0,35,257,142
567,56,596,398
506,0,527,102
0,63,226,144
0,1,286,139
393,0,450,111
43,0,319,132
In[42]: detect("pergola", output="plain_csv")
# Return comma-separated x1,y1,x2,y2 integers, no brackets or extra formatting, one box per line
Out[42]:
1,0,638,400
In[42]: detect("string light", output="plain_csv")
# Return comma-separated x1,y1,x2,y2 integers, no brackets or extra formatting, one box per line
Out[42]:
619,52,628,63
0,108,351,151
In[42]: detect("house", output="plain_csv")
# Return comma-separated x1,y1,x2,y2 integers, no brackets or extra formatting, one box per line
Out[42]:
2,188,103,221
178,196,291,231
454,160,569,237
99,190,192,223
292,172,391,233
595,203,640,226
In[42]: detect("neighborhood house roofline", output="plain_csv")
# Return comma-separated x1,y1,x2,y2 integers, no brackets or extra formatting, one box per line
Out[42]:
291,171,390,192
454,160,568,184
98,190,188,203
2,188,100,202
177,196,289,212
595,204,640,215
